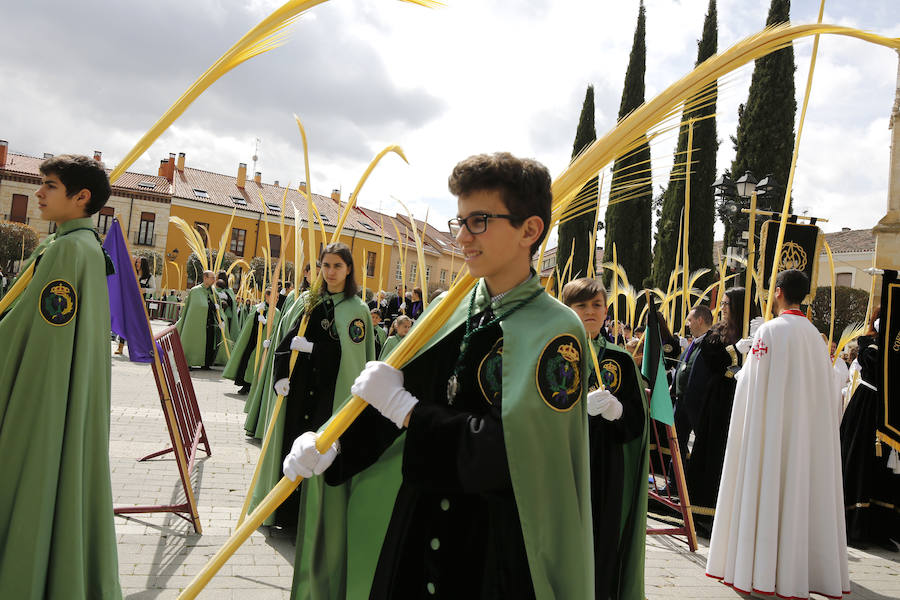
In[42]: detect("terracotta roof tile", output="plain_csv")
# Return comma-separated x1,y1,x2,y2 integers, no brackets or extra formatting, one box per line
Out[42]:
823,228,875,253
2,152,170,195
173,167,392,239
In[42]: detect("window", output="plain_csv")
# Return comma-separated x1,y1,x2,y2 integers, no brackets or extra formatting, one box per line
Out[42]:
231,196,247,206
425,265,431,282
193,188,209,199
395,261,402,281
10,194,27,223
440,269,447,285
97,206,114,234
409,263,417,280
269,234,281,258
361,222,374,231
230,228,247,256
138,181,156,190
194,222,210,246
366,251,376,277
265,202,280,213
137,212,155,246
836,273,853,288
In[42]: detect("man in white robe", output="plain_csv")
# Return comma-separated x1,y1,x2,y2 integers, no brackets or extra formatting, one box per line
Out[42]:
706,269,850,599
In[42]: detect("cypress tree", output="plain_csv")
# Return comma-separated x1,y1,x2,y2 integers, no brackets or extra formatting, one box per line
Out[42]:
726,0,796,247
651,0,718,290
557,85,598,284
603,0,653,290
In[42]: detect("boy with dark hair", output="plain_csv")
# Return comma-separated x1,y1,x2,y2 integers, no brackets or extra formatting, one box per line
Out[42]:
0,155,121,598
561,277,648,600
283,152,593,599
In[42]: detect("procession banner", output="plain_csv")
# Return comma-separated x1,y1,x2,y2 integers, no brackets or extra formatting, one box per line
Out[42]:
104,219,154,362
877,269,900,451
757,220,823,304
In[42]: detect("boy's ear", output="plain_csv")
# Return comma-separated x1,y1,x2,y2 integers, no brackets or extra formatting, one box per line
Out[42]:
520,215,544,249
71,188,92,212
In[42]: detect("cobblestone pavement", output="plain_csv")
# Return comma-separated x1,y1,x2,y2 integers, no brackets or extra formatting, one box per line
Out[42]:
110,322,900,599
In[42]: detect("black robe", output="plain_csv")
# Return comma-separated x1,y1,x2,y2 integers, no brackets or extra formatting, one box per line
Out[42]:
684,328,742,522
326,308,535,599
272,299,341,527
588,340,646,599
840,336,900,546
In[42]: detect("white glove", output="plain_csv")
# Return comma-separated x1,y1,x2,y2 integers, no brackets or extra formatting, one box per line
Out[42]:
749,317,764,336
283,431,339,481
587,389,623,420
399,301,406,310
258,314,266,324
735,338,753,355
274,377,290,397
351,361,419,428
262,339,271,349
290,336,314,353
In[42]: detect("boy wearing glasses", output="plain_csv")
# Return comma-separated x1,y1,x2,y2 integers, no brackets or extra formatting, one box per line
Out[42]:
283,152,593,599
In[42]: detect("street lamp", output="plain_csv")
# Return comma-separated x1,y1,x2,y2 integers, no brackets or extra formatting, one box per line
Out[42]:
734,171,758,199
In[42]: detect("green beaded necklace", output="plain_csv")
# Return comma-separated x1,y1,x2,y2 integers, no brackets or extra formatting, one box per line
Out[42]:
446,285,543,403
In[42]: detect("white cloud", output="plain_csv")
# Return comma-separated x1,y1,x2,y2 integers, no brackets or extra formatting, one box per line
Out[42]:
1,0,897,243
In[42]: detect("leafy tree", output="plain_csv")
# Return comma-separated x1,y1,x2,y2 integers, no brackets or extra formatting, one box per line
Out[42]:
248,256,294,290
726,0,796,247
0,220,39,274
132,248,163,276
603,0,653,290
651,0,718,290
809,285,869,338
186,250,237,285
557,85,598,284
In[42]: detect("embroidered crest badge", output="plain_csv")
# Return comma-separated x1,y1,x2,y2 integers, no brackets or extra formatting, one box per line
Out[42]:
477,338,504,405
598,359,621,394
40,279,77,326
536,334,582,412
348,318,366,344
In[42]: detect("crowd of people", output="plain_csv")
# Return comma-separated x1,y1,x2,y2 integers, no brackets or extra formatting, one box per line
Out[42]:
0,151,895,600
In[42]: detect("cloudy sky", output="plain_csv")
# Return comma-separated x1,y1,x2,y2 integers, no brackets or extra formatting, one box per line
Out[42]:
2,0,898,244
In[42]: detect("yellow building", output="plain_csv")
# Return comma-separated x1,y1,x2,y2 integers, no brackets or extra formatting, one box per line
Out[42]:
163,153,399,294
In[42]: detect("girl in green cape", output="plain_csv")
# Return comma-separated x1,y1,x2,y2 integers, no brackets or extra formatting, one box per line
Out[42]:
378,314,411,360
269,243,374,591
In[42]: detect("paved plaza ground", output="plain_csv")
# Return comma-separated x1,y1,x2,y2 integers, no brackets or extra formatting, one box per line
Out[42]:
109,321,900,599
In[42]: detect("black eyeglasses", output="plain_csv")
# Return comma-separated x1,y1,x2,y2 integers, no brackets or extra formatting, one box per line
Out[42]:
448,213,518,236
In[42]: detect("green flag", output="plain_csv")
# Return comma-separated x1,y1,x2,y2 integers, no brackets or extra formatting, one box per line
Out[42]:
642,294,674,425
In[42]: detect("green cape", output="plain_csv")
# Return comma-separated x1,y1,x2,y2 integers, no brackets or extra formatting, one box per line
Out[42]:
223,302,266,383
333,275,594,599
175,284,220,367
242,304,284,431
377,333,404,360
0,217,121,599
240,290,373,600
590,336,649,600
